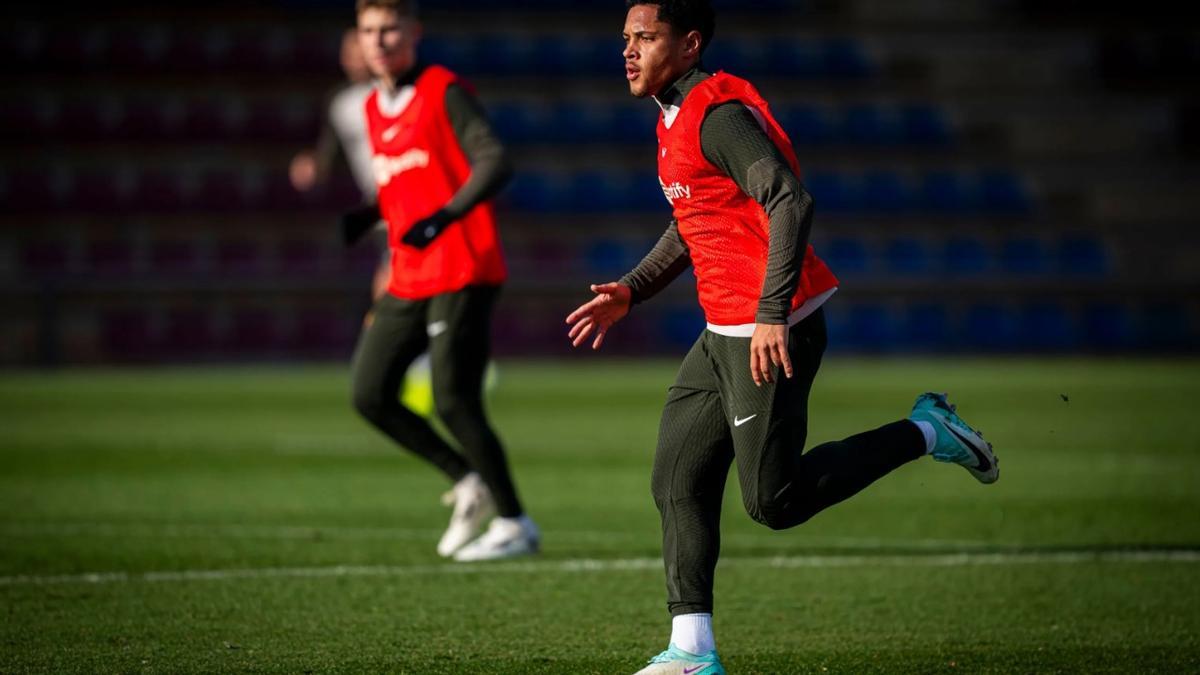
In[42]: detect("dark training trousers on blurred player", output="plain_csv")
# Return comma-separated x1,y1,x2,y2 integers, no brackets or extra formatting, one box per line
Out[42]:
350,286,524,519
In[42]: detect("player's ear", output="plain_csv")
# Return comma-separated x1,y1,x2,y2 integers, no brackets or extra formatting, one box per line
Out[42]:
684,30,703,60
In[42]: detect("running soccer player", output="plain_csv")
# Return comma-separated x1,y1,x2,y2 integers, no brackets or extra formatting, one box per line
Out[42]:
565,2,999,672
351,0,539,561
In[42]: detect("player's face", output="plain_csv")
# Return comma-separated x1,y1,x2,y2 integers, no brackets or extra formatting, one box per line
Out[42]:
357,7,421,80
622,4,700,98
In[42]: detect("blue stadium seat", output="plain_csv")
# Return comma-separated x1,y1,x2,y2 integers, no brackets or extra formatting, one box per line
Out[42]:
489,102,533,143
572,169,631,213
843,304,896,351
942,237,990,277
720,41,771,76
822,237,869,276
1081,303,1133,350
767,38,824,79
861,169,911,213
505,171,572,213
609,104,659,144
919,171,974,214
822,38,874,79
841,104,896,146
780,104,833,146
1019,303,1077,351
1057,236,1110,277
978,169,1032,216
553,101,612,143
804,171,852,214
884,237,929,276
585,239,627,276
420,36,478,73
660,306,706,349
963,304,1018,351
1138,303,1193,350
901,303,951,349
473,34,539,75
630,170,669,211
901,104,953,147
563,37,618,75
1000,238,1048,275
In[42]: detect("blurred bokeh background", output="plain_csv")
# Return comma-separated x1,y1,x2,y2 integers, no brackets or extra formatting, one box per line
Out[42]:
2,0,1196,366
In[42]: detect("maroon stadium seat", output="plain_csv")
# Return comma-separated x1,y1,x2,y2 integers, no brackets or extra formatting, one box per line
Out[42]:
295,309,354,354
149,239,200,275
278,239,323,276
5,171,58,213
86,239,135,276
68,170,126,213
101,309,154,360
228,308,282,352
135,169,187,212
216,239,265,275
20,240,69,275
197,169,248,212
163,308,216,355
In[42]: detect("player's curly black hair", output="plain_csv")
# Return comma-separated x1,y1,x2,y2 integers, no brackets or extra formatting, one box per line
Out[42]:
625,0,716,55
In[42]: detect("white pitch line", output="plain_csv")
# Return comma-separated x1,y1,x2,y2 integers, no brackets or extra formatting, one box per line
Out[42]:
0,523,991,549
2,550,1198,587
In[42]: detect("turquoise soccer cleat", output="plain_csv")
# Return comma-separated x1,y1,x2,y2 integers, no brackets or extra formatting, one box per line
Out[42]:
910,392,999,484
632,644,726,675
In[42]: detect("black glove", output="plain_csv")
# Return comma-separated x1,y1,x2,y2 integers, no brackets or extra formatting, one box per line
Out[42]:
340,203,383,247
401,209,454,250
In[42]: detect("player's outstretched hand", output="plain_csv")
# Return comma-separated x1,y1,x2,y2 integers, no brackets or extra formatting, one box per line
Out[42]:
565,282,632,350
750,323,792,386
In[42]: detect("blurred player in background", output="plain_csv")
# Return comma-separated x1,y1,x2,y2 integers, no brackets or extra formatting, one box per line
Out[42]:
566,1,1000,671
350,0,539,562
289,28,391,301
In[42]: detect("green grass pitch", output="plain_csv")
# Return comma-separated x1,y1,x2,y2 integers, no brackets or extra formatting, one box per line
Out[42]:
1,358,1198,673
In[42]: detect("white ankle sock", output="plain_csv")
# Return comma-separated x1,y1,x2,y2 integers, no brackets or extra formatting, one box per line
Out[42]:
913,420,937,454
670,613,715,655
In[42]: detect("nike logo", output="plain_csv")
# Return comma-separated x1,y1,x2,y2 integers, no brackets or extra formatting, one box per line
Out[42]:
682,666,711,674
945,423,991,473
427,321,448,338
734,414,757,427
381,123,403,142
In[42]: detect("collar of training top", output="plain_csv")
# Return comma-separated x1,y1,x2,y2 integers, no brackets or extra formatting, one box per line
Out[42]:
651,65,711,112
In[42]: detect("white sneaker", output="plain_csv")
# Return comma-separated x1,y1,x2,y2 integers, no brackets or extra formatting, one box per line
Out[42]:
436,473,495,558
452,515,540,562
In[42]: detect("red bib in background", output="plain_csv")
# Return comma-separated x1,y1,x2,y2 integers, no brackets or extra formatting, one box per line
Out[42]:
365,65,506,300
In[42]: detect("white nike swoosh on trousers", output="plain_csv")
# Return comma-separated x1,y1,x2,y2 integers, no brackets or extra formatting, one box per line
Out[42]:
734,415,757,427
